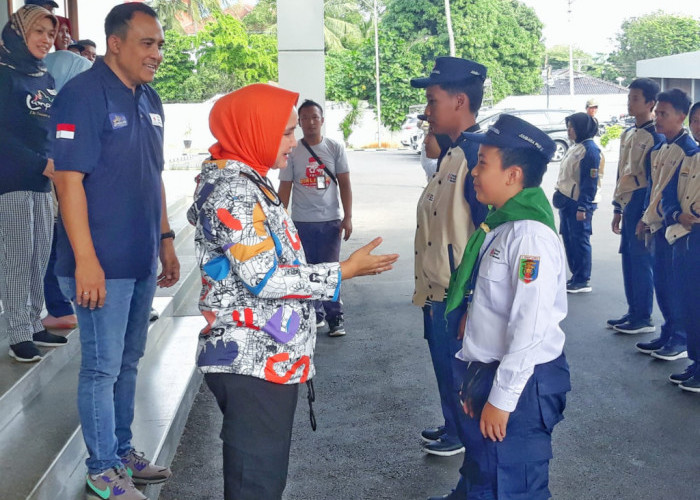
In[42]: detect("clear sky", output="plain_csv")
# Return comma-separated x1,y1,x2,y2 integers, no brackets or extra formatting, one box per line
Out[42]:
520,0,700,55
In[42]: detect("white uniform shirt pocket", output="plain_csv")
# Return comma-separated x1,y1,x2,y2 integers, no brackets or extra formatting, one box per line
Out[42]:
475,255,511,314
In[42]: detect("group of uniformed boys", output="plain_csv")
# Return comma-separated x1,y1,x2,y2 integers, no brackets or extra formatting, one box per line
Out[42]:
609,80,700,393
410,54,699,499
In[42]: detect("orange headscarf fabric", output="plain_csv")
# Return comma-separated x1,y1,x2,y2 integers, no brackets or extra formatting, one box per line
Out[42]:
209,83,299,177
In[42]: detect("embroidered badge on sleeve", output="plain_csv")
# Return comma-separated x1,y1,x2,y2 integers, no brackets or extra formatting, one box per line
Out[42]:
56,123,75,139
518,255,540,283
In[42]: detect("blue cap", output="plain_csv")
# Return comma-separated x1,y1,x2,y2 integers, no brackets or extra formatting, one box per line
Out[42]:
462,114,556,162
411,57,487,88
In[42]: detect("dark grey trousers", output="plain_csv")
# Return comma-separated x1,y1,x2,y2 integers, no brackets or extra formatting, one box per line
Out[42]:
205,373,299,500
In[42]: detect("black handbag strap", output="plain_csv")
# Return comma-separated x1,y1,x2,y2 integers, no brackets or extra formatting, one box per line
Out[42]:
300,138,338,185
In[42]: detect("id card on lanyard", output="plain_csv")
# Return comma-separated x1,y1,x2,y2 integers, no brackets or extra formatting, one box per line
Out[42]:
316,175,327,189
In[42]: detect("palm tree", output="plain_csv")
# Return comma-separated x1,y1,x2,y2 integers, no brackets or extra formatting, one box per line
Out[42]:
149,0,187,33
149,0,222,33
324,0,364,51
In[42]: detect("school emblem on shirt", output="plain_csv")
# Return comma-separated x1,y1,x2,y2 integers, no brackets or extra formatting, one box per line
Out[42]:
590,168,598,179
518,255,540,284
109,113,128,129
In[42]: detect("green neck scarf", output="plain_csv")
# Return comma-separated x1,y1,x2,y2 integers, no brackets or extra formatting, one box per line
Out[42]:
445,187,557,314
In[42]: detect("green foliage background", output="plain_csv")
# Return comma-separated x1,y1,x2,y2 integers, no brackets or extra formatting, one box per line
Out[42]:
151,1,699,134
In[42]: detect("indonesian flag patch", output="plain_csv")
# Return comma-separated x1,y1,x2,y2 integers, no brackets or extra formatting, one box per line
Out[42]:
518,255,540,284
56,123,75,139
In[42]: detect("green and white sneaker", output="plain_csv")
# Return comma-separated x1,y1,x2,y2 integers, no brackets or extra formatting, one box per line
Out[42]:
120,449,172,485
86,467,146,500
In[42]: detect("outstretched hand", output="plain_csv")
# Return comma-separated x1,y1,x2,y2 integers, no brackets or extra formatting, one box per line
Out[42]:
340,237,399,280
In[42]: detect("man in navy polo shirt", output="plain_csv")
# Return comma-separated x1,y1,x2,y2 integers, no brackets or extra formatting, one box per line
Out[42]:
52,4,179,500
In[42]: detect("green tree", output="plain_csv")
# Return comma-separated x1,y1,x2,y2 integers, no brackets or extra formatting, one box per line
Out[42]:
609,12,700,81
243,0,276,34
151,30,197,100
326,30,424,130
545,45,594,71
149,0,187,32
149,0,222,33
242,0,370,51
381,0,545,101
197,12,278,86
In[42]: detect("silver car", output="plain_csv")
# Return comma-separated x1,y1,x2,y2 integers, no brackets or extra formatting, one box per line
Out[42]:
477,109,575,162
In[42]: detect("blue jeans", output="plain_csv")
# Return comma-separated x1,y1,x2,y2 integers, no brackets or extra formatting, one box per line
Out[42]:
619,191,653,322
294,220,343,322
559,205,593,284
58,274,156,474
423,300,465,445
651,231,686,349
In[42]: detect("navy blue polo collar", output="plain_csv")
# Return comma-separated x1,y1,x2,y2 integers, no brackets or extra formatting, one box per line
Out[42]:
93,58,146,95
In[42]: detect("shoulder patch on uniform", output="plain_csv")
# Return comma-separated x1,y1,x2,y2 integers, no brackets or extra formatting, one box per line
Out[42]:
590,168,598,178
518,255,540,284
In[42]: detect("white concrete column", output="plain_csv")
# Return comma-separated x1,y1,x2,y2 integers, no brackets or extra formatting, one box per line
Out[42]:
277,0,325,111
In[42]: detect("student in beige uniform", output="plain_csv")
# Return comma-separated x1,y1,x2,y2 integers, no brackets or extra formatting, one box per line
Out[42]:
660,101,700,390
638,89,695,362
409,56,489,499
608,78,662,336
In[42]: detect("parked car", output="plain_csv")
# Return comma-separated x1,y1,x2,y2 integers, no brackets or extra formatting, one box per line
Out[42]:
400,113,426,153
477,108,575,162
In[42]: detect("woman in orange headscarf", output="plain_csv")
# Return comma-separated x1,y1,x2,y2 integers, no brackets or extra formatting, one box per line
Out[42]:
187,83,398,499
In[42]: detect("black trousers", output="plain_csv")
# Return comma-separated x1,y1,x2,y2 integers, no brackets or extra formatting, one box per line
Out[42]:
205,373,299,500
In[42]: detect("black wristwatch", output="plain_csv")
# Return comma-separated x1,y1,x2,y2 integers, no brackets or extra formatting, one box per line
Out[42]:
161,230,175,241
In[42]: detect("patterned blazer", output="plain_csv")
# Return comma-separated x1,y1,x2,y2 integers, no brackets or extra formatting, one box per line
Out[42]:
188,159,341,384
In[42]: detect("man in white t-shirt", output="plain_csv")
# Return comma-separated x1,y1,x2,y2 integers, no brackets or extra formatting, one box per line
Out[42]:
279,99,353,337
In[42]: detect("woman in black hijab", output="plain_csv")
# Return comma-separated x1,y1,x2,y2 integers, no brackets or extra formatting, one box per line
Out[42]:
552,112,602,293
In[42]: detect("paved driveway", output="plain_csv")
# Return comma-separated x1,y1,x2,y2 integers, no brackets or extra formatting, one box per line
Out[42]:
161,149,700,500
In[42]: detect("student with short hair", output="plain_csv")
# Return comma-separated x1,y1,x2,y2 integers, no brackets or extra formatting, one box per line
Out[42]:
409,57,489,486
444,114,570,500
660,102,700,390
639,89,696,362
608,78,663,336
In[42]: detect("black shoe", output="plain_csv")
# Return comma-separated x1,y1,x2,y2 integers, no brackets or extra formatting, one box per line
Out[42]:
613,320,655,335
669,363,698,385
651,345,688,361
635,337,665,354
566,282,592,294
679,374,700,393
422,436,465,457
421,425,446,443
606,314,630,329
33,329,68,347
149,308,159,322
8,341,42,362
327,316,346,337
